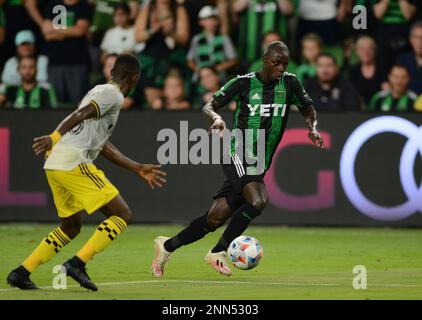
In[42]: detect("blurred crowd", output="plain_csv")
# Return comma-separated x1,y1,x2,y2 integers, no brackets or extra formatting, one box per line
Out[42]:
0,0,421,112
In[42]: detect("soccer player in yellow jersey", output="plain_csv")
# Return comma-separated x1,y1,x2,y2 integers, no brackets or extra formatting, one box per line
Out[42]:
6,54,167,291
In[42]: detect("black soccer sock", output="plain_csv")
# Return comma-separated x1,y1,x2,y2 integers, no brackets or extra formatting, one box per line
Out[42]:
164,213,215,252
212,202,261,253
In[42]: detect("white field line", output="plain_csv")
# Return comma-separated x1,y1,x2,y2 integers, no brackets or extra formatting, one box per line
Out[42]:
1,279,422,292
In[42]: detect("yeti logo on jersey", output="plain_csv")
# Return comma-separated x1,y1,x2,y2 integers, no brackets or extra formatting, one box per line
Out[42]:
247,104,287,117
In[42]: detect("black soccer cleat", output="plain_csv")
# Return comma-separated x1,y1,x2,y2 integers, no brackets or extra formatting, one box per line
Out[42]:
7,266,39,290
63,257,98,292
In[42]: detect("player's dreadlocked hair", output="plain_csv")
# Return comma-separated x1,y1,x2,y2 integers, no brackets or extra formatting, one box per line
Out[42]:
111,54,141,81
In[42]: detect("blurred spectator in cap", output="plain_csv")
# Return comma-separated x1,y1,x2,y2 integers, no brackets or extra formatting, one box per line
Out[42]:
396,21,422,95
0,56,58,109
151,70,191,110
187,5,237,82
305,53,361,111
369,64,418,112
1,30,48,86
185,0,230,36
100,2,136,61
249,31,297,74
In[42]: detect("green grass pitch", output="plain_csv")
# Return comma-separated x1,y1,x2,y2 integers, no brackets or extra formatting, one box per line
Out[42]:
1,224,422,300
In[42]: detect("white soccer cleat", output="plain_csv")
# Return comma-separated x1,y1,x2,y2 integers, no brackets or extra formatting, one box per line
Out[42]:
205,250,232,277
151,236,171,278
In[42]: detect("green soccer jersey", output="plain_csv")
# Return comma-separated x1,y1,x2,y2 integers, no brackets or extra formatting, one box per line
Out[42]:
369,90,418,112
0,82,58,109
213,72,312,174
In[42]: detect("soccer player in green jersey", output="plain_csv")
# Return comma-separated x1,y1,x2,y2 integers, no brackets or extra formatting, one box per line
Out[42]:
152,41,324,277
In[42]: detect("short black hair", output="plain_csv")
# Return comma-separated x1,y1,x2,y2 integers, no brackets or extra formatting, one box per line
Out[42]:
111,54,141,80
114,2,131,15
317,53,337,65
263,41,289,57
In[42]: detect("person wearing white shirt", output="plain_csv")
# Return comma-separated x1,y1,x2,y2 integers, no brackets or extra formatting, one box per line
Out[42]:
100,2,136,61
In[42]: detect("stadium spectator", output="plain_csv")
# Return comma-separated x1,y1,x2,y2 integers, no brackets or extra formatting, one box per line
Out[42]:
187,6,237,82
197,66,221,105
232,0,295,65
135,0,190,106
1,30,48,86
369,64,418,112
249,31,297,74
305,53,361,111
100,2,136,60
198,66,236,111
373,0,417,74
151,71,190,110
396,21,422,95
296,33,322,83
95,53,135,110
43,0,91,104
89,0,139,46
185,0,230,36
297,0,348,48
348,35,387,106
0,56,58,109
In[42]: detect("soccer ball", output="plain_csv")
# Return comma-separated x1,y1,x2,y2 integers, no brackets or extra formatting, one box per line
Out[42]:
227,235,263,270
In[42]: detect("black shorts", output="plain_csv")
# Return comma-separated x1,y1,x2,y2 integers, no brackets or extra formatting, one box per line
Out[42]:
213,162,265,212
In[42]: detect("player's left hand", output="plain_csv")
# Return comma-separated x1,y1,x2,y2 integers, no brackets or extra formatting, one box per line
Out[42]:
33,135,53,156
308,130,324,148
136,164,167,189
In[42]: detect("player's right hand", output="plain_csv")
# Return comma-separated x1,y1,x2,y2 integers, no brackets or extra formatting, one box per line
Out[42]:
33,135,52,156
209,118,226,137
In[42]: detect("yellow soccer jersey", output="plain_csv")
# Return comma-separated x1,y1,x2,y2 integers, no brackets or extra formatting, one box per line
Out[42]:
44,83,124,171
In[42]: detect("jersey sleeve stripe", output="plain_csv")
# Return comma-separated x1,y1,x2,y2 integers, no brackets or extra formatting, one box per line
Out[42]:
90,100,101,118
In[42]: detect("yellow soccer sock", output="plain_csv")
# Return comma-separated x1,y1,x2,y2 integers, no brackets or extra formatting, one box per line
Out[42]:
76,216,127,263
22,227,71,273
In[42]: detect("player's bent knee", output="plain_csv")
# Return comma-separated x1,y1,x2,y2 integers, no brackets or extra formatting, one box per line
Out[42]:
250,196,268,212
60,225,81,239
117,208,133,225
206,214,226,231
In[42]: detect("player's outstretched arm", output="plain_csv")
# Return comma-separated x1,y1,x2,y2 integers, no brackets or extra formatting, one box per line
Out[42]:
300,105,324,149
100,141,167,189
202,99,227,136
32,103,98,156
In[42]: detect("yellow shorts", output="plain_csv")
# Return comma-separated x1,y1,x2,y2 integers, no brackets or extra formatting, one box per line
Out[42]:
46,164,119,218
